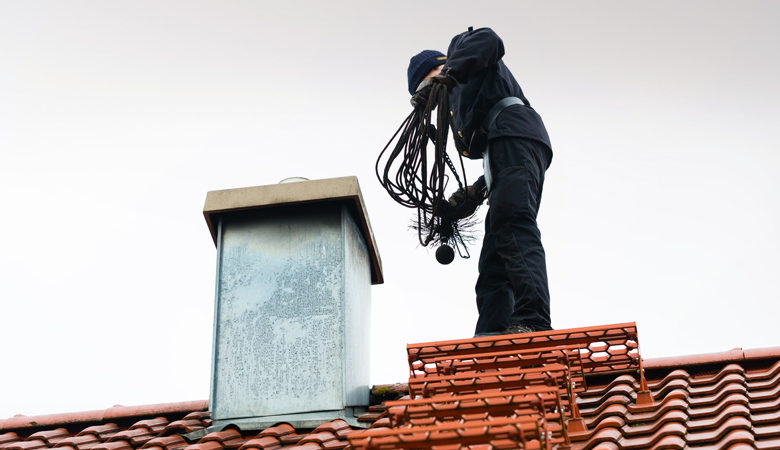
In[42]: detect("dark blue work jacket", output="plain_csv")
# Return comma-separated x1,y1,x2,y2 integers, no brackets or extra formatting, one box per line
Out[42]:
442,27,552,160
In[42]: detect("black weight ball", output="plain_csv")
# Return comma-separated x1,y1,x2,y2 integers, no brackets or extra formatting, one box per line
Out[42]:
435,244,455,265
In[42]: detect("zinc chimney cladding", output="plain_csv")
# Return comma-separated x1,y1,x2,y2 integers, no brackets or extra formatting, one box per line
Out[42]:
203,176,382,429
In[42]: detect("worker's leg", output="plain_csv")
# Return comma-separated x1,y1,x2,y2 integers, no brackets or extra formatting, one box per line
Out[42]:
474,212,515,334
480,137,552,331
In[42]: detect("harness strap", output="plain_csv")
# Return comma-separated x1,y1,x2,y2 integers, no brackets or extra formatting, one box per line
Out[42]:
479,97,526,193
481,96,526,133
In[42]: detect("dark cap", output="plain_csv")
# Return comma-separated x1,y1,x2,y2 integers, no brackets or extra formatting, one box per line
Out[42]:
407,50,446,95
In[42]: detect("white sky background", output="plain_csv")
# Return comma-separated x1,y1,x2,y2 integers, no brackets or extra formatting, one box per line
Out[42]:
1,1,779,418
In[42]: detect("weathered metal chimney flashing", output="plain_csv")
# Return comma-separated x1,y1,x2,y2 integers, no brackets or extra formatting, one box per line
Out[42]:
203,176,382,430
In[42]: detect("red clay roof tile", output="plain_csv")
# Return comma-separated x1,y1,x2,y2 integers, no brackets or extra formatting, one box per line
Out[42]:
27,429,69,446
686,416,752,445
255,425,293,439
649,434,686,449
180,442,222,450
620,409,687,437
618,421,687,449
758,436,780,449
139,435,187,450
55,434,101,449
276,434,302,446
235,436,279,450
284,444,320,450
319,441,348,449
179,414,207,422
77,425,120,441
296,431,336,445
366,418,390,430
354,412,382,424
687,403,750,431
129,419,168,434
158,420,204,437
91,442,134,450
108,429,155,447
0,434,19,446
581,426,622,446
3,440,46,450
310,422,348,436
198,430,242,450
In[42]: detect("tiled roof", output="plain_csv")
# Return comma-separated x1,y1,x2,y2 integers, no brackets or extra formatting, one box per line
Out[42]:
572,354,780,448
0,408,355,450
3,323,780,449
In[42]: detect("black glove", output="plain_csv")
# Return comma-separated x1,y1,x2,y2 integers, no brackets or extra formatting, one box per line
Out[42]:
430,74,458,92
473,175,487,194
445,180,487,219
410,75,458,108
448,184,485,207
410,78,433,108
449,176,487,206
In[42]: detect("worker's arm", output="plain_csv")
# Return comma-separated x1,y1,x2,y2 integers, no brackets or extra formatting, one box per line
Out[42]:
444,27,505,84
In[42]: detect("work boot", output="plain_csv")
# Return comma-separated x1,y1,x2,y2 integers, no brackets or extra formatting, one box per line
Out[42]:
474,323,535,338
473,330,506,338
504,323,535,334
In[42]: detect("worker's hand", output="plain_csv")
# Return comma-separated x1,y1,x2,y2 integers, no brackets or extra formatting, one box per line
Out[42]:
448,184,486,207
410,78,433,108
410,75,458,108
430,74,458,92
446,183,487,219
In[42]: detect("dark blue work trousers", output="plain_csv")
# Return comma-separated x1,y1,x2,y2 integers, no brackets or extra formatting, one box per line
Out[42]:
475,137,552,334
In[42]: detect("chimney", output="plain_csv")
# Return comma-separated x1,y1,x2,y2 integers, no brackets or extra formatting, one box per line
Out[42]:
202,176,383,429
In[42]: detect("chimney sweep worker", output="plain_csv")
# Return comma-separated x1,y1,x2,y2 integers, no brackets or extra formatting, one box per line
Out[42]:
407,27,553,336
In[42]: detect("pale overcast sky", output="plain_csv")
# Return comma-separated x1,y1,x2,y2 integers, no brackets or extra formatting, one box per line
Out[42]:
1,1,779,418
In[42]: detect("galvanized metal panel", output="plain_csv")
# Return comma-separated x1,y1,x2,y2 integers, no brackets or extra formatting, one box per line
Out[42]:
342,205,371,406
212,205,346,420
209,202,371,422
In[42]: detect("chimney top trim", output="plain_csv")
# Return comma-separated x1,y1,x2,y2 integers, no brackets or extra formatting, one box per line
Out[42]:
203,176,383,284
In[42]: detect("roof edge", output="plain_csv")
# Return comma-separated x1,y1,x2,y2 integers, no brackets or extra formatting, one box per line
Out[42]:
644,346,780,370
0,400,208,432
